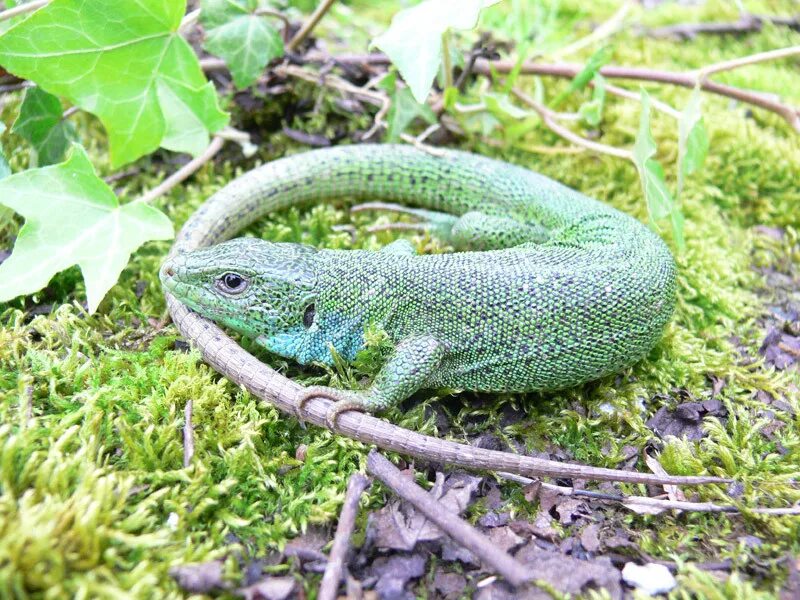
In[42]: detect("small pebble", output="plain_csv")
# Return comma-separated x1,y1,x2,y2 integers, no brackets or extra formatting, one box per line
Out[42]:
622,562,676,595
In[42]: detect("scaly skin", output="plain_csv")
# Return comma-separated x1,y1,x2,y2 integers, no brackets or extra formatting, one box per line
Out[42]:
161,145,676,427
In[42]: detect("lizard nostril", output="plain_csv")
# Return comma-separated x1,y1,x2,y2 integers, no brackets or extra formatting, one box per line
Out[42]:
164,266,175,278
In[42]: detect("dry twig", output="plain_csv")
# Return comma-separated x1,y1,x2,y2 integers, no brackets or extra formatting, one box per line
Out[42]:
367,450,532,587
313,52,800,132
286,0,336,52
132,135,225,206
499,472,800,516
183,399,194,468
512,88,633,159
0,0,48,23
645,13,800,40
318,473,371,600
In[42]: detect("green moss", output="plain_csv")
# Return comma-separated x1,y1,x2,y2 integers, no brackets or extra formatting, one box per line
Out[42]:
1,0,800,596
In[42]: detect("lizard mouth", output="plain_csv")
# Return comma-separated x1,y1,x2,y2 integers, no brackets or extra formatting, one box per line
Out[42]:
159,255,185,294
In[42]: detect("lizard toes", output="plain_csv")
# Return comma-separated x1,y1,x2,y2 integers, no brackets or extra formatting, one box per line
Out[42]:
325,401,367,430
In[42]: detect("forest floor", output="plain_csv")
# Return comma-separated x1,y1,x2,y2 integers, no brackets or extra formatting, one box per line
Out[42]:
1,0,799,598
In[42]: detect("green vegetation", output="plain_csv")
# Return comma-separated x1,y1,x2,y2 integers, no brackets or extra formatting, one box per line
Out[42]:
1,0,799,597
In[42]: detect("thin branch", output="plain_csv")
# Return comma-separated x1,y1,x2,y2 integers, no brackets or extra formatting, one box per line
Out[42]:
695,45,800,81
0,0,48,23
644,13,800,40
512,87,633,160
367,451,532,587
318,473,371,600
0,81,35,94
603,81,681,119
179,7,200,33
498,472,800,516
487,59,800,133
61,105,79,120
254,7,290,28
286,0,336,52
132,135,225,206
275,64,390,141
312,52,800,132
183,399,194,468
549,0,634,60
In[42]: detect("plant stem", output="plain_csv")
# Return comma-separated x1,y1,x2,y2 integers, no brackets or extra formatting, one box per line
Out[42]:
309,52,800,132
549,0,634,59
132,135,224,206
512,88,633,160
286,0,336,52
178,8,200,33
441,30,454,90
694,44,800,81
0,0,48,23
498,472,800,515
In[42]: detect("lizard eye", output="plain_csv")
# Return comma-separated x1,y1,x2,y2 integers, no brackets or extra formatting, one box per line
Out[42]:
303,303,315,328
216,272,249,295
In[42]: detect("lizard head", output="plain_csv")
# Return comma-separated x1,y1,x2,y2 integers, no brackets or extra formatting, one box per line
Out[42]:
160,238,319,349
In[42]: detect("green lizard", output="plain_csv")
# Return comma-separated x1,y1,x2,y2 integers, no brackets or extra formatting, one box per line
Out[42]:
161,144,676,427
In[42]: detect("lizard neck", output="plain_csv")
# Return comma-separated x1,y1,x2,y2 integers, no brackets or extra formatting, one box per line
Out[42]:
295,249,407,364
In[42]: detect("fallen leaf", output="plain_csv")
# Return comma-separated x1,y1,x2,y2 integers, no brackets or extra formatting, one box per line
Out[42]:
514,544,622,599
431,571,467,599
369,553,426,600
646,399,727,441
580,524,601,553
168,560,227,594
238,576,296,600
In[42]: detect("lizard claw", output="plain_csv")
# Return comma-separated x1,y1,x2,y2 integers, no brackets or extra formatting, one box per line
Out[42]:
294,386,369,429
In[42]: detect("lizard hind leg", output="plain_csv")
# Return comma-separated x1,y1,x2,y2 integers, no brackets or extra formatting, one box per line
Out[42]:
352,202,547,250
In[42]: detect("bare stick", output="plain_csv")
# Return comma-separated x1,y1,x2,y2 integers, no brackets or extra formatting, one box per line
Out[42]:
275,64,390,140
0,0,48,23
132,135,224,206
603,82,681,119
286,0,336,52
498,472,800,515
254,7,291,30
550,1,634,60
367,450,532,587
179,8,200,33
183,399,194,468
318,473,371,600
695,45,800,81
644,13,800,40
512,88,633,160
309,52,800,132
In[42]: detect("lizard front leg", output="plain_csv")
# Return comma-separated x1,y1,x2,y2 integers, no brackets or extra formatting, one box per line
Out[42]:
297,335,446,429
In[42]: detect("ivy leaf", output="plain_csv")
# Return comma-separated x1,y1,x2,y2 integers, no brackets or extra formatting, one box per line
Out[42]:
373,0,501,103
677,86,708,197
380,73,436,142
202,0,284,89
0,144,173,312
0,0,229,167
633,90,684,250
11,87,77,166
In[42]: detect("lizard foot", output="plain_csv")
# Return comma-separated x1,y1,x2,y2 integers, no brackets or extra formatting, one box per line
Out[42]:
351,202,458,238
295,386,369,429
